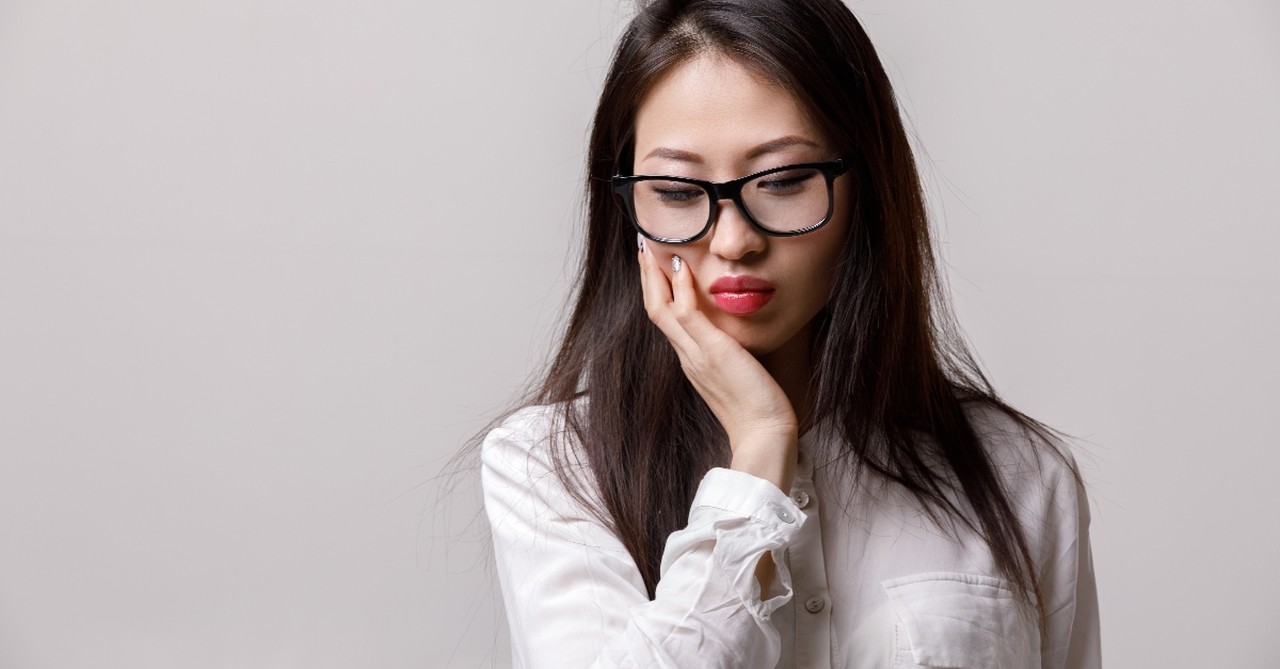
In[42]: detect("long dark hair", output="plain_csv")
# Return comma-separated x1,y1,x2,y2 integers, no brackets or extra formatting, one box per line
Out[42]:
522,0,1073,619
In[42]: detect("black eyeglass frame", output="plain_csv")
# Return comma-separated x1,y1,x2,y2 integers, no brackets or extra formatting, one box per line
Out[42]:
611,158,849,244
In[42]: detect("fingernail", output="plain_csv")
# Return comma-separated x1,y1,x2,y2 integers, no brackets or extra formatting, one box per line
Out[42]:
671,255,683,273
637,232,645,252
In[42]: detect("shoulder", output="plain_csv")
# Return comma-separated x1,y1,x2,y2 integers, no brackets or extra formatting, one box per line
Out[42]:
480,400,596,506
961,400,1092,554
482,402,573,475
483,403,568,452
961,400,1083,493
961,401,1090,542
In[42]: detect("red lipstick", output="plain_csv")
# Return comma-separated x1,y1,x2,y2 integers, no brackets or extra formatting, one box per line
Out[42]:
709,275,775,315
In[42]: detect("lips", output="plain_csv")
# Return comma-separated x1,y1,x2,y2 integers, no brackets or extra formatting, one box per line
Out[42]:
709,275,775,315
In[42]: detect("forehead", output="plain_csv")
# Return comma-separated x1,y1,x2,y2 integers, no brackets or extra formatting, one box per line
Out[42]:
633,54,826,169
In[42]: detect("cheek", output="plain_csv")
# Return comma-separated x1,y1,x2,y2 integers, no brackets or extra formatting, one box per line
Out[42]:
799,229,848,293
646,244,677,278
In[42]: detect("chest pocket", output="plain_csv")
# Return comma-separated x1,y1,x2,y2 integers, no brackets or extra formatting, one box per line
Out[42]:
883,572,1040,669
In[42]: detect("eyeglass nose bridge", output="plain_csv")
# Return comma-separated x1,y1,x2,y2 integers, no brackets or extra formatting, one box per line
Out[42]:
704,179,754,227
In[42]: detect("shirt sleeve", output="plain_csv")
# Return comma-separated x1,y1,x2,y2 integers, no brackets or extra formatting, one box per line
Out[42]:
1037,456,1102,669
481,407,805,669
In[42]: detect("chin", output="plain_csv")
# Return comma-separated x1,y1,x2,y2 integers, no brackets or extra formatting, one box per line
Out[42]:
713,311,814,363
719,324,788,358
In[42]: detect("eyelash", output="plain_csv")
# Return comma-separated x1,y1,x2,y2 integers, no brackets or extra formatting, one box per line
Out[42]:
654,186,704,203
757,175,807,191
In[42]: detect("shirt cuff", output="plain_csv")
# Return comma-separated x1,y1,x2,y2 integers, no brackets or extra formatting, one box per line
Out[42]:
684,467,806,620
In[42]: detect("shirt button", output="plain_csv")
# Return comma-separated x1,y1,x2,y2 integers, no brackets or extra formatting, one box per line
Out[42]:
791,490,810,508
804,596,826,614
775,507,795,523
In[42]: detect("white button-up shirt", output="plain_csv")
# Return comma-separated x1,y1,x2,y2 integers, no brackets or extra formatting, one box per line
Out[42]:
482,404,1100,668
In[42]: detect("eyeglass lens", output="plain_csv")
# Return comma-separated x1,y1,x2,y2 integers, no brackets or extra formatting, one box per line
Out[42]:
631,166,830,240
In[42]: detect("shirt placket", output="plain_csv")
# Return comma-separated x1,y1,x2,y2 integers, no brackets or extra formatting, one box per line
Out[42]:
786,448,832,667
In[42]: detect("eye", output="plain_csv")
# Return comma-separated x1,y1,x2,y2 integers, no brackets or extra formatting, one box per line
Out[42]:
755,169,820,195
643,181,705,205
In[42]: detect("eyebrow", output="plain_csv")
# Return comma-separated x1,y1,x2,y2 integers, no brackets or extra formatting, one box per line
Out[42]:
641,136,820,163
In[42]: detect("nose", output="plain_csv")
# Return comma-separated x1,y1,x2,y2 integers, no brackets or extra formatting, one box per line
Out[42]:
706,198,766,261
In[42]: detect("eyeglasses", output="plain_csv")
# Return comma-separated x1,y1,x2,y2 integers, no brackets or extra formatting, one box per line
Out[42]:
612,159,848,244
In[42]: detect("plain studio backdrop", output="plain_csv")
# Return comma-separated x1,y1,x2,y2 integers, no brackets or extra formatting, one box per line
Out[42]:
1,1,1276,667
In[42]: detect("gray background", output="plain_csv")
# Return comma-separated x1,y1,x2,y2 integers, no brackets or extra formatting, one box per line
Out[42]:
1,0,1277,667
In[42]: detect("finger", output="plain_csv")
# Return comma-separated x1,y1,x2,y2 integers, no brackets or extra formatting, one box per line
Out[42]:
669,253,697,316
667,253,728,343
638,244,671,311
638,246,698,351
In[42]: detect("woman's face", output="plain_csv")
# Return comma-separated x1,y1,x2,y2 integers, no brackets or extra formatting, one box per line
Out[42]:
632,54,851,360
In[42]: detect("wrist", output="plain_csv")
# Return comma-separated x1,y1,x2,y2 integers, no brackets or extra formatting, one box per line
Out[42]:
729,432,798,492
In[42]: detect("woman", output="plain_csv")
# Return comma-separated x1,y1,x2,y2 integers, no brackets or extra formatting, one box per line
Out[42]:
481,1,1100,667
